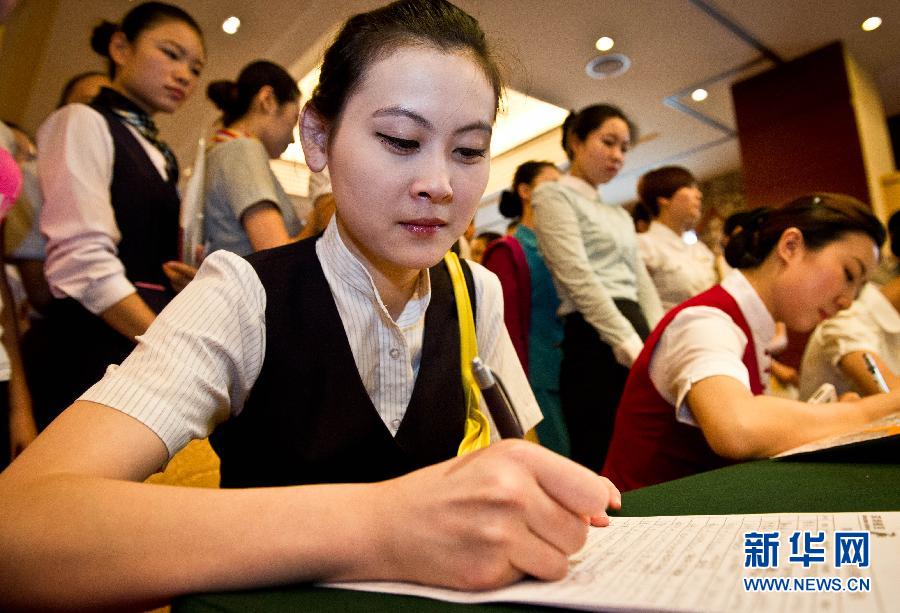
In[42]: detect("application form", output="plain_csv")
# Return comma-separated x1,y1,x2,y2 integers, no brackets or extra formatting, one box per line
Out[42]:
326,512,899,612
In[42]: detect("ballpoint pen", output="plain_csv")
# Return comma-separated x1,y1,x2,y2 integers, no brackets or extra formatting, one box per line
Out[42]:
471,356,524,439
862,352,891,393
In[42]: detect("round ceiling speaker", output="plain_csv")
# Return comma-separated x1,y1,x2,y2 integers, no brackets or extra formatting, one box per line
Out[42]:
584,53,631,80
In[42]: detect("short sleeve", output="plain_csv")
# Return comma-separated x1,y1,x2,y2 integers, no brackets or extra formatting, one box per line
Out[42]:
648,306,751,425
209,138,282,220
816,304,882,367
81,250,268,456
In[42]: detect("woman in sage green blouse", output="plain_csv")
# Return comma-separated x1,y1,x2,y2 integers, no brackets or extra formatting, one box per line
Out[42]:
532,104,663,473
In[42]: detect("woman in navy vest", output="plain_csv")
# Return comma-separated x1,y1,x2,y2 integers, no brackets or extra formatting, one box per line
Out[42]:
32,2,204,430
603,194,900,492
0,1,621,608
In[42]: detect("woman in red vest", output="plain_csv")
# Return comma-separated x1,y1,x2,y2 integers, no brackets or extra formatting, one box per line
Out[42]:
603,193,900,491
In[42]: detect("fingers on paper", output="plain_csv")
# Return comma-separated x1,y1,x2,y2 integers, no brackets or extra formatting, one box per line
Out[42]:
505,440,621,514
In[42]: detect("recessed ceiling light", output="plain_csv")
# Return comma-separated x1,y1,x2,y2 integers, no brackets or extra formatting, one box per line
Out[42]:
595,36,614,52
585,54,631,80
861,16,882,32
222,16,241,35
691,88,708,102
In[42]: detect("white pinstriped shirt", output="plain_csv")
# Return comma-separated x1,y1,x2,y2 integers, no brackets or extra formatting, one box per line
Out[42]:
82,219,541,456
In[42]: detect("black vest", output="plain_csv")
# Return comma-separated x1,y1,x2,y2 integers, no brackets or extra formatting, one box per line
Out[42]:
89,102,180,292
210,239,477,488
32,105,182,426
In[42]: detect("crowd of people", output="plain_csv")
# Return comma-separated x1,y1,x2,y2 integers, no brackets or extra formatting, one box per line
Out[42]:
0,0,898,609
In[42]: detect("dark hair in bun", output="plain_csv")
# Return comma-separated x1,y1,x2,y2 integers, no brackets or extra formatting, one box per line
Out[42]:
498,160,557,218
308,0,503,125
561,103,635,161
91,2,203,78
724,193,885,269
207,61,299,126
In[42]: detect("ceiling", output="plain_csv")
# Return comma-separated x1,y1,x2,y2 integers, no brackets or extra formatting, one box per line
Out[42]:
7,0,900,205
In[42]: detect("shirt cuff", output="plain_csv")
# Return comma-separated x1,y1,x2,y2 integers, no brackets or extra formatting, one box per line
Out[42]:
81,274,137,315
613,335,644,368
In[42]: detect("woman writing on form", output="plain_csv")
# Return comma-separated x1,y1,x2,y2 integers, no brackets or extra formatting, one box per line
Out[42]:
603,194,900,491
800,210,900,398
0,1,619,609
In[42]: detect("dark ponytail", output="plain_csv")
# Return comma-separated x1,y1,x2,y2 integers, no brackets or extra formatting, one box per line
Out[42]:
207,61,299,127
91,2,203,78
498,160,556,218
724,194,885,269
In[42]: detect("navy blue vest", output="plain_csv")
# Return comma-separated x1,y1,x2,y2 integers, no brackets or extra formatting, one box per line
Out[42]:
210,239,477,488
30,103,182,428
89,102,180,292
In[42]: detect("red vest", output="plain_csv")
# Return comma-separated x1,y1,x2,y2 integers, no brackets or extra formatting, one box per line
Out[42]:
602,284,764,492
481,236,531,374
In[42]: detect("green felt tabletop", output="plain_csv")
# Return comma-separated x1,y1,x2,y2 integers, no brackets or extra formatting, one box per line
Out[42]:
615,459,900,516
173,460,899,612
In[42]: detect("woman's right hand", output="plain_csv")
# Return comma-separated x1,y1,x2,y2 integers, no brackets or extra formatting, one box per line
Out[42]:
368,440,620,590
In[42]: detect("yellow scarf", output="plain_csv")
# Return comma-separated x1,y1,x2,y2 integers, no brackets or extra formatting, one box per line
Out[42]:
444,252,492,455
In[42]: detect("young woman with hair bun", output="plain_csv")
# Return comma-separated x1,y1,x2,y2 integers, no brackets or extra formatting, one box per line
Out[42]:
31,1,204,430
603,193,900,491
531,104,663,472
482,160,570,455
0,1,619,608
203,60,304,256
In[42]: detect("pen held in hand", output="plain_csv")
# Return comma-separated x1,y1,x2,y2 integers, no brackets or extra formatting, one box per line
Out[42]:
862,352,891,393
471,357,524,439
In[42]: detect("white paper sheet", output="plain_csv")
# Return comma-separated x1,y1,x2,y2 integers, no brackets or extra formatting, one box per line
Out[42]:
774,411,900,458
325,512,900,612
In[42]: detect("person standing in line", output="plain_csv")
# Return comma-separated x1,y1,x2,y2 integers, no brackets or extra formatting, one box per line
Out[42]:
31,1,204,430
203,61,303,257
0,122,35,468
56,71,112,107
532,104,663,472
5,73,112,325
482,160,570,455
636,166,720,312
